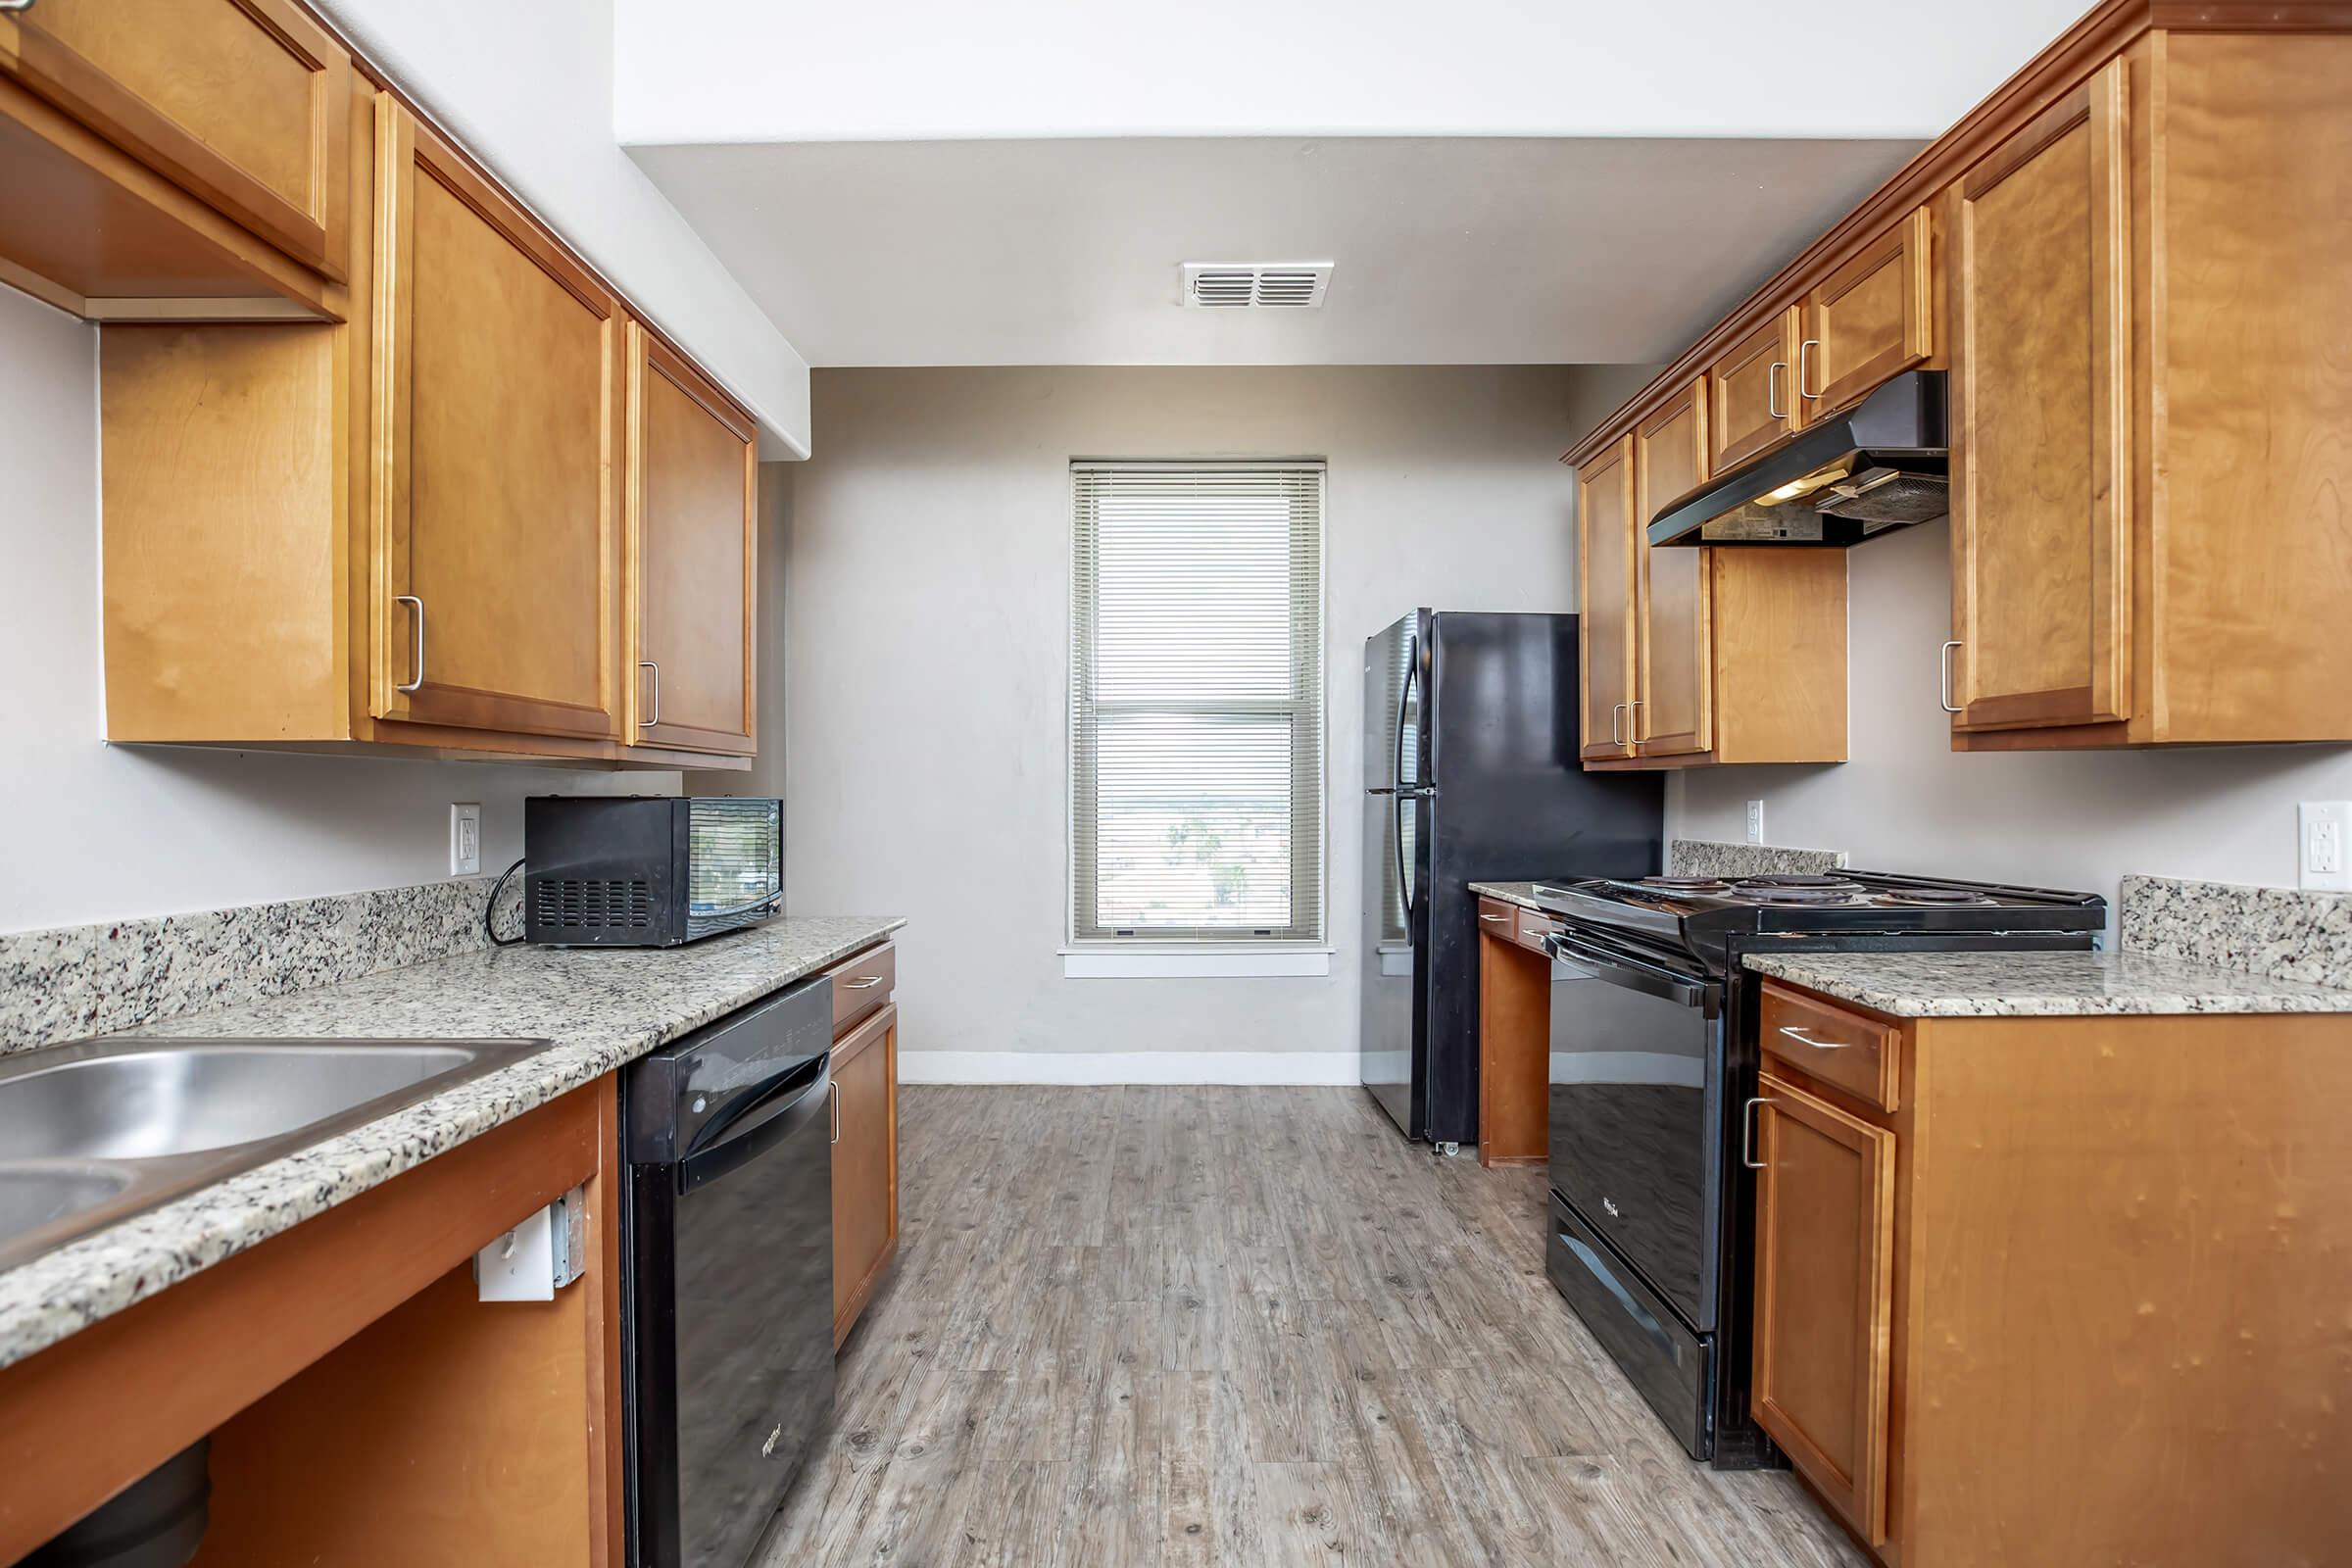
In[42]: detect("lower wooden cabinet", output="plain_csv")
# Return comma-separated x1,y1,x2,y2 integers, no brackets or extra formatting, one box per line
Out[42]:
1750,983,2352,1566
1749,1071,1895,1547
1475,897,1550,1167
823,941,901,1347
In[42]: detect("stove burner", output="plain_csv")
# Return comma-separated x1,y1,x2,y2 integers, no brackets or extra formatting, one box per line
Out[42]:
1638,876,1731,891
1875,884,1997,906
1739,885,1868,906
1735,875,1862,891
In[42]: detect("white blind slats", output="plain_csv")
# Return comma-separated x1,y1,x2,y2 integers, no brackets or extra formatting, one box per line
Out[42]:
1070,464,1325,943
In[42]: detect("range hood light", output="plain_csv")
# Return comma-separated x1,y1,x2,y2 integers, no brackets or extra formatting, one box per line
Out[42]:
1756,460,1853,507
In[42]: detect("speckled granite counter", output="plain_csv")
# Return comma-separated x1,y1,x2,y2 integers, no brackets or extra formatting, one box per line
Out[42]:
1468,880,1551,912
0,913,903,1371
1743,949,2352,1018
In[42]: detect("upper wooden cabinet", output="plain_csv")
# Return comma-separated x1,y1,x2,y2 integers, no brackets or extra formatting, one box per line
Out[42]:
627,325,758,757
1577,434,1637,761
370,97,624,744
1577,383,1848,770
1634,381,1711,759
1708,307,1804,472
1948,66,2130,734
99,63,757,771
1802,208,1933,417
2,0,352,279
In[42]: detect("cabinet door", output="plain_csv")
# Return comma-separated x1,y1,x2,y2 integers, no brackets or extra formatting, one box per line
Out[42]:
371,97,623,742
1577,434,1637,761
831,1004,900,1347
1709,306,1803,471
1751,1073,1896,1546
1803,207,1933,416
1635,378,1711,758
1948,63,2131,731
628,326,757,755
2,0,351,276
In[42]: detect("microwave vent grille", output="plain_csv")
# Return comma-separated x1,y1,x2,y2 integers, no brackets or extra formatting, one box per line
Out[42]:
535,877,654,931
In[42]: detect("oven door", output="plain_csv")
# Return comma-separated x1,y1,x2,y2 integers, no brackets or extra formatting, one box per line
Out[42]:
1544,927,1721,1329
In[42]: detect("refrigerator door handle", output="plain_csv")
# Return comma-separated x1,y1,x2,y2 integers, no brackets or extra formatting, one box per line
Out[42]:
1395,796,1418,920
1395,653,1420,791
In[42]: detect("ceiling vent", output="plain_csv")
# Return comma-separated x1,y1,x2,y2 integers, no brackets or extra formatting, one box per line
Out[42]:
1181,262,1333,310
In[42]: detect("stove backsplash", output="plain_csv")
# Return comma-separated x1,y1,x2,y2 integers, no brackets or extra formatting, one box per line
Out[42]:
1668,838,1850,882
2120,874,2352,991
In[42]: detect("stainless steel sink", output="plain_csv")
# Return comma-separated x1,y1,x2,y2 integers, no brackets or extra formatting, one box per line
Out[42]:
0,1036,548,1270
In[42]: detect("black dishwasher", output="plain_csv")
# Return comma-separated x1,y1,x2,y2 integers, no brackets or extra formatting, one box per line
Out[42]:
623,974,835,1568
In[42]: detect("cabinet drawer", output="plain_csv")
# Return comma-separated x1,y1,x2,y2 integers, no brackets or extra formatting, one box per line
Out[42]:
1515,906,1560,956
3,0,353,277
1477,897,1520,940
824,940,896,1037
1759,981,1899,1111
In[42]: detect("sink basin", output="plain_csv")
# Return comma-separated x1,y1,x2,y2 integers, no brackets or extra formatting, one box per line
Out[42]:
0,1036,548,1270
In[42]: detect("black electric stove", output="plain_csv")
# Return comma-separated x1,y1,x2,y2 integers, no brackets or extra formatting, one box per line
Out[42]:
1526,869,2103,1467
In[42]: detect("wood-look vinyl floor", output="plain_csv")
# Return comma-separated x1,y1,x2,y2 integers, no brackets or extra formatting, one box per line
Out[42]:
758,1086,1867,1567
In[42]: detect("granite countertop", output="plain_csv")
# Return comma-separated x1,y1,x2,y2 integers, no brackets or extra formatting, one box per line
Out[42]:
1744,948,2352,1019
1468,880,1553,912
0,913,903,1371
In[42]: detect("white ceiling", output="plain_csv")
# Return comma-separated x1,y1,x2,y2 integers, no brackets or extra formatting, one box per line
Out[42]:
629,136,1921,368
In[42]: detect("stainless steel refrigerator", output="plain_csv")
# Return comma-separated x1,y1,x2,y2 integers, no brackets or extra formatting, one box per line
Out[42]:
1359,610,1662,1148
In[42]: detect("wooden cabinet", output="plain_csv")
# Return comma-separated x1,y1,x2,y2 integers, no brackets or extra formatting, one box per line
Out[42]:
1947,64,2131,733
2,0,352,278
1634,380,1711,758
1802,207,1933,416
1750,981,2352,1565
371,97,624,743
0,1083,620,1565
626,325,757,756
1708,307,1804,471
822,939,901,1347
1577,433,1637,760
1749,1071,1896,1546
1475,898,1548,1168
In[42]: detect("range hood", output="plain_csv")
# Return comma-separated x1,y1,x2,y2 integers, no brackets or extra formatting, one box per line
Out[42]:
1648,369,1949,548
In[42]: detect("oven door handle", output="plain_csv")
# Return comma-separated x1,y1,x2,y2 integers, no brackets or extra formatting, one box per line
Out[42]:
1544,932,1710,1008
678,1054,832,1193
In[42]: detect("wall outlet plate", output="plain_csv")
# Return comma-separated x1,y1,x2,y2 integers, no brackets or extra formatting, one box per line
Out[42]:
1745,800,1765,845
2300,802,2351,891
450,802,482,876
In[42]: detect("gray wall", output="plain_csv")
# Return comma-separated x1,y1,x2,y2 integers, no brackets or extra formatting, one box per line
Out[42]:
0,284,672,935
1671,514,2352,910
781,365,1645,1069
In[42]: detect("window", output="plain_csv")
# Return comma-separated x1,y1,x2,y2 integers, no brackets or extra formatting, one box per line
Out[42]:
1069,462,1325,945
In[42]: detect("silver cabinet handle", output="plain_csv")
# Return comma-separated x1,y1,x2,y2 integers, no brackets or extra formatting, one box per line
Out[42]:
1479,911,1510,923
1767,361,1787,420
1630,699,1645,744
1939,639,1964,715
828,1080,840,1145
1610,702,1627,747
639,659,661,727
1777,1024,1853,1051
1798,339,1821,400
394,595,424,693
1742,1096,1773,1170
844,975,884,990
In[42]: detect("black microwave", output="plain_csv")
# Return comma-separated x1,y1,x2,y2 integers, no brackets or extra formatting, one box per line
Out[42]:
522,796,782,947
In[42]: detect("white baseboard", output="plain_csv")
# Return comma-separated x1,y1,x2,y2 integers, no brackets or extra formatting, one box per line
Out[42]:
896,1050,1360,1086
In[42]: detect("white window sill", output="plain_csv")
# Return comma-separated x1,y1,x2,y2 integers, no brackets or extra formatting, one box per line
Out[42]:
1059,947,1334,979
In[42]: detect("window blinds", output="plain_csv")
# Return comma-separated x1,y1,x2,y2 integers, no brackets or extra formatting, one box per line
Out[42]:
1069,462,1325,943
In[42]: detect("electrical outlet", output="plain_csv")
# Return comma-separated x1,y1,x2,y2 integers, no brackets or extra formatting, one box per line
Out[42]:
450,803,482,876
1745,800,1765,845
2300,802,2351,891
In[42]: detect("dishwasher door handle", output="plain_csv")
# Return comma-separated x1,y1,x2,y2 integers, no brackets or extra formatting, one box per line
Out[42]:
678,1057,833,1193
